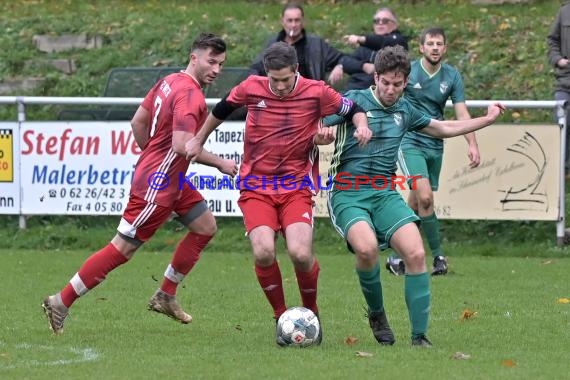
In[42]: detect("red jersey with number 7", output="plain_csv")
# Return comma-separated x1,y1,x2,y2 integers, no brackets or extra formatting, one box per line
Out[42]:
130,72,206,207
227,74,351,195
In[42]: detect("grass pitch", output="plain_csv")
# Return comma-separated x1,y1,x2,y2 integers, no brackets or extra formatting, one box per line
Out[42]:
0,246,569,379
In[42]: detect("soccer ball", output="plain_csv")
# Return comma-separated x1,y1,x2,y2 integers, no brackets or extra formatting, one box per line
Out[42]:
276,306,320,347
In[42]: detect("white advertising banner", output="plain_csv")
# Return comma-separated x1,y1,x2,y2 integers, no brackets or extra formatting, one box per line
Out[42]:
0,123,20,214
315,124,561,221
14,121,562,221
20,122,139,215
18,121,245,216
190,121,244,216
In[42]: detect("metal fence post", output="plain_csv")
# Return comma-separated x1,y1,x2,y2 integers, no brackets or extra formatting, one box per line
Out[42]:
556,99,567,246
16,97,26,230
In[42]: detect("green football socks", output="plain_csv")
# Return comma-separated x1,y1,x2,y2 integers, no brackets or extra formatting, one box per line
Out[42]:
405,272,430,339
356,263,384,312
421,212,443,258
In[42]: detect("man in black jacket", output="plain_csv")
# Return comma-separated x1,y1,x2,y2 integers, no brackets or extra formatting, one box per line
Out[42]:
249,2,345,85
330,8,408,91
547,2,570,177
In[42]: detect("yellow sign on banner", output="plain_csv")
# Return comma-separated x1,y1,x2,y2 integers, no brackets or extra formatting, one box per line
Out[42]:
0,129,14,182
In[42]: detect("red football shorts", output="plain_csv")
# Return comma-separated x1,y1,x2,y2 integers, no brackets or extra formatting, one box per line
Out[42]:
237,189,314,234
118,187,205,242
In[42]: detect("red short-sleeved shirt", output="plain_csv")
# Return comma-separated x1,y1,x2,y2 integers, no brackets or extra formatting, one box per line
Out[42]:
227,75,346,194
130,72,206,207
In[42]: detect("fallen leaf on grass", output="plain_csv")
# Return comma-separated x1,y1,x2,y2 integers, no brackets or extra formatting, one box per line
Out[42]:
460,309,478,321
234,324,242,331
96,297,108,301
557,298,570,304
356,351,373,358
344,336,359,346
451,352,471,360
501,359,517,368
541,259,553,265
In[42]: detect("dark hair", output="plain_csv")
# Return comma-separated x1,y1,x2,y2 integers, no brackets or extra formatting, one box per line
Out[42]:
282,2,304,17
420,27,446,44
190,32,226,55
263,42,297,72
374,45,410,76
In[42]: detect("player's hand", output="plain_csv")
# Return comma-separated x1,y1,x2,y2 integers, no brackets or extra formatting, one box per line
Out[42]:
354,125,372,146
467,144,480,168
185,137,203,162
487,103,506,122
218,159,239,178
314,126,336,145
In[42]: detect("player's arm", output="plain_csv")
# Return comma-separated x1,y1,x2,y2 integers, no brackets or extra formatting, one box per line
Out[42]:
194,149,238,177
455,102,480,167
338,98,371,146
130,105,151,150
314,122,336,145
422,103,505,138
321,94,371,145
172,128,238,176
185,96,240,161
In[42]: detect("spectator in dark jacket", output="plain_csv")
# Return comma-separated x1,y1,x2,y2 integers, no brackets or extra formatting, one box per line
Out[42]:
249,2,345,85
547,2,570,176
329,8,408,91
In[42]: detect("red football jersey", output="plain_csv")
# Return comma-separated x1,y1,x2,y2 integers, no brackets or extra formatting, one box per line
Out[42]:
228,75,347,194
130,72,207,207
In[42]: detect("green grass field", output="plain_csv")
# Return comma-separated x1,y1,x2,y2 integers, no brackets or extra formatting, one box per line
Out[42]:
2,0,570,378
1,242,569,379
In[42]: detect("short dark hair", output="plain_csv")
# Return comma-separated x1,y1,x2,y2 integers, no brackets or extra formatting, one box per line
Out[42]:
420,27,447,44
374,45,411,77
263,42,297,72
190,32,226,55
282,2,304,17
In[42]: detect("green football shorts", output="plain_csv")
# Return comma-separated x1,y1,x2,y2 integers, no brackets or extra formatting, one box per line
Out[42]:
327,189,419,250
397,148,443,191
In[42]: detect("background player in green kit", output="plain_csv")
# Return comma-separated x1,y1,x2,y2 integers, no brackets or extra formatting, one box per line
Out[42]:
387,27,479,276
323,45,504,347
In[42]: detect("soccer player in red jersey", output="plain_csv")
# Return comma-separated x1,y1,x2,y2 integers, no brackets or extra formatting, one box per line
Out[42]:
41,33,239,334
185,41,372,346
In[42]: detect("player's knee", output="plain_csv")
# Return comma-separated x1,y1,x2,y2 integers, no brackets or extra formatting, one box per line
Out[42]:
202,221,218,236
417,194,434,211
254,251,276,267
404,247,425,268
191,219,217,236
252,242,276,266
353,244,378,264
288,248,312,266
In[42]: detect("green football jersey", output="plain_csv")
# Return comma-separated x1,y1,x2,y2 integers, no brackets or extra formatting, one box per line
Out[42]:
324,87,430,190
401,59,466,151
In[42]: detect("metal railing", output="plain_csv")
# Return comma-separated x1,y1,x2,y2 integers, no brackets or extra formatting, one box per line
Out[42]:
0,96,566,245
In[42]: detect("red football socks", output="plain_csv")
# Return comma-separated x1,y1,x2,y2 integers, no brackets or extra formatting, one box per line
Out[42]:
255,260,287,319
295,259,320,315
160,233,213,296
60,243,128,308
